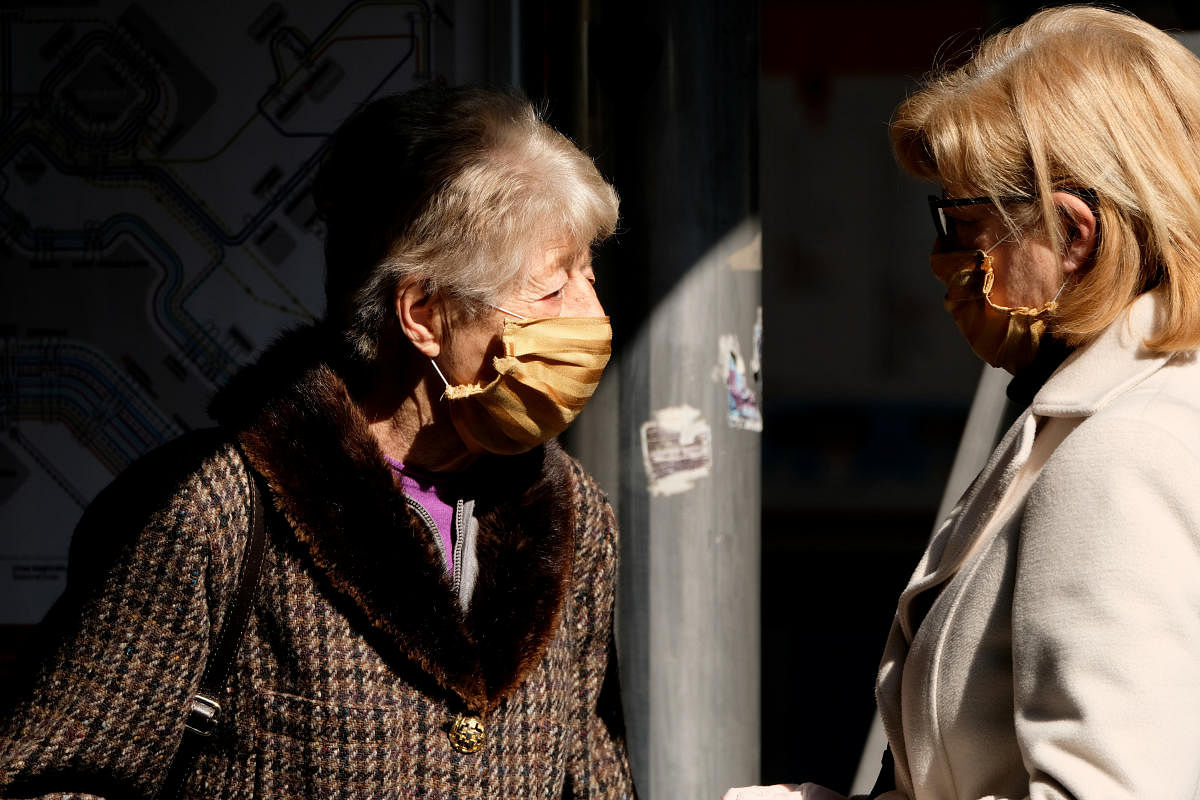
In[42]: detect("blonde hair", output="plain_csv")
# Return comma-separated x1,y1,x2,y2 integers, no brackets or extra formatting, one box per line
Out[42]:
316,85,619,365
891,5,1200,352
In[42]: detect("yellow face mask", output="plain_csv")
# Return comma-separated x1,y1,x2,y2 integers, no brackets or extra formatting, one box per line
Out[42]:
434,314,612,455
930,242,1062,374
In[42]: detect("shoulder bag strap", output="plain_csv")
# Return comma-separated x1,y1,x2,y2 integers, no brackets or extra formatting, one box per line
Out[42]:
158,466,268,799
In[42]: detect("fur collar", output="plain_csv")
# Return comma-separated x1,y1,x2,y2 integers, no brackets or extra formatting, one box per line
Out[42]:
209,325,576,713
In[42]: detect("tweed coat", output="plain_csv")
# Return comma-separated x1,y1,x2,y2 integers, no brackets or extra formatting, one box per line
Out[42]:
875,290,1200,799
0,326,635,800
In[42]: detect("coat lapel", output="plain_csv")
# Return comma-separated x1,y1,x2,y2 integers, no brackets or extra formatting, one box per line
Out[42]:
209,326,576,713
878,407,1037,796
893,408,1037,643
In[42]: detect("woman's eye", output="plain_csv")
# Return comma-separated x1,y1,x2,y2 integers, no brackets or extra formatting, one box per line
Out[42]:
543,286,566,300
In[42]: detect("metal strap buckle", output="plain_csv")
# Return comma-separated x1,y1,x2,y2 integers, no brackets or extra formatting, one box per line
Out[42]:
184,694,221,737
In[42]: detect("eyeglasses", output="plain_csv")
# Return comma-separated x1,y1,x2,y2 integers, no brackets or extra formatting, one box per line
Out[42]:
927,187,1099,244
927,194,1031,244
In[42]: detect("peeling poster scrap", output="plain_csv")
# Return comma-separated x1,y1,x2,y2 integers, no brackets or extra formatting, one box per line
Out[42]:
717,333,763,432
640,405,713,497
727,230,762,271
751,306,762,383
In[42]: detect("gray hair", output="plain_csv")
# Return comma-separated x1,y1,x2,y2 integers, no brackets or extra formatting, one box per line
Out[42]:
315,84,619,365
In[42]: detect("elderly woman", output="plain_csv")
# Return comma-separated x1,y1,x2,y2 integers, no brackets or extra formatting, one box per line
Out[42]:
0,85,634,799
728,6,1200,800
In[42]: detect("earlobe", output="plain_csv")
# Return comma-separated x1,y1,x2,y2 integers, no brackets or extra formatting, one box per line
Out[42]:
396,281,443,358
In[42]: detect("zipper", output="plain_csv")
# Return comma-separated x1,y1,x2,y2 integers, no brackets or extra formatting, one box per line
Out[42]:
451,498,466,597
403,496,449,570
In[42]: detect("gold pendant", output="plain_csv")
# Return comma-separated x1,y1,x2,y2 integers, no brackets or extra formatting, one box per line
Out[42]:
448,713,485,754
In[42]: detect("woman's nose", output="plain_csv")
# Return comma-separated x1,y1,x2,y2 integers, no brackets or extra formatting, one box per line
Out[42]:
563,277,605,317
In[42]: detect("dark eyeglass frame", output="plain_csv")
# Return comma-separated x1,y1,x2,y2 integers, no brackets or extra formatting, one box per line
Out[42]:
927,187,1099,244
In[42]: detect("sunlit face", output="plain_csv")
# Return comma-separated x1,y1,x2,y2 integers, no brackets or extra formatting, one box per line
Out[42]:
438,239,603,386
501,240,604,319
937,191,1064,310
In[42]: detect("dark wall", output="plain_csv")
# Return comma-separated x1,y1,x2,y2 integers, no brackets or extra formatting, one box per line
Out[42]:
756,0,1200,791
0,0,465,692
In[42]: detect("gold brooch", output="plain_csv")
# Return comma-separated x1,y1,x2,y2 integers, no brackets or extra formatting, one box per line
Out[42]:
448,713,486,754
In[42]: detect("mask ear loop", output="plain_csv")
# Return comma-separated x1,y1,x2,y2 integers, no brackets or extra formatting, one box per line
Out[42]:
975,230,1011,306
491,304,527,320
975,230,1064,316
429,359,452,400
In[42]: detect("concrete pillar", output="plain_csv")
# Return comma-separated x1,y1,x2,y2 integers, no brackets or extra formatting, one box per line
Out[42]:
567,2,762,796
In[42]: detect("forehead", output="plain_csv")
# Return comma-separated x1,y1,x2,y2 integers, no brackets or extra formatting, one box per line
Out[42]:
527,238,589,275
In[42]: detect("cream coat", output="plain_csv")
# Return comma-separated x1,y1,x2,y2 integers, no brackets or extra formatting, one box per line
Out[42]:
876,290,1200,800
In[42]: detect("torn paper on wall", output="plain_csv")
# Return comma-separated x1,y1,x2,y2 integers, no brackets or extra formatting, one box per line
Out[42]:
727,229,762,271
640,405,713,496
717,333,763,432
751,306,762,383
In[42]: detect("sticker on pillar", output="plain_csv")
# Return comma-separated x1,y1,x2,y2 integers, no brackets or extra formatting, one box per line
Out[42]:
728,229,762,271
751,306,762,384
640,405,713,497
716,333,762,432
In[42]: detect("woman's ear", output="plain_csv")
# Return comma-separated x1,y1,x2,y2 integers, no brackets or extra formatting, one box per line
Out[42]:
1054,190,1099,275
396,280,443,358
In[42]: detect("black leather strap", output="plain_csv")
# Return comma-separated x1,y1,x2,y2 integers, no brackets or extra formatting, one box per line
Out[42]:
159,467,267,799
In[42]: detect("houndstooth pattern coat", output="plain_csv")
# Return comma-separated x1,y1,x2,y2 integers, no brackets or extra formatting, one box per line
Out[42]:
0,326,635,800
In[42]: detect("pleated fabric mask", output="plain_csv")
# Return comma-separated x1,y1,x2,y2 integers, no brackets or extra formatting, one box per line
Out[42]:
931,243,1062,374
435,315,612,454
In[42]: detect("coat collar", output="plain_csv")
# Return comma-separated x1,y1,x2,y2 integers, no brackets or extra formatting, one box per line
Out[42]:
209,325,576,713
892,291,1175,638
1032,289,1172,418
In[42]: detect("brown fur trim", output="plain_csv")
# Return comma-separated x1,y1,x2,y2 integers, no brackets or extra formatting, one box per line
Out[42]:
470,445,575,702
209,326,576,712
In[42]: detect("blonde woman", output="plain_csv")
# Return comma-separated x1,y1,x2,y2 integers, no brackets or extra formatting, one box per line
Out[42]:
0,85,634,799
729,6,1200,799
